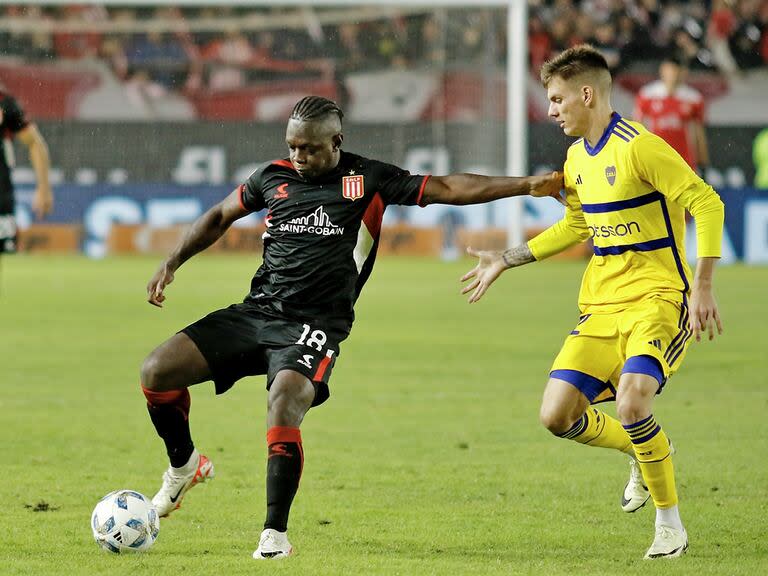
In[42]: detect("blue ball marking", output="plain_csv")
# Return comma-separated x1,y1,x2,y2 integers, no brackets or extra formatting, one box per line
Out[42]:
100,539,121,554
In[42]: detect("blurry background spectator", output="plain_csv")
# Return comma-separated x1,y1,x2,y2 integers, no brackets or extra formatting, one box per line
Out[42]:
753,127,768,188
201,28,255,90
729,0,764,70
635,54,709,172
708,0,739,75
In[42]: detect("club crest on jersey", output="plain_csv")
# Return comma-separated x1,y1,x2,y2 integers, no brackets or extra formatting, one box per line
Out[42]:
605,166,616,186
342,175,365,201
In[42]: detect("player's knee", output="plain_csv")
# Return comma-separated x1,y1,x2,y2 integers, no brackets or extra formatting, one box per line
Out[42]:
539,405,575,436
615,389,650,424
616,395,647,425
268,374,314,426
616,380,656,424
140,352,166,391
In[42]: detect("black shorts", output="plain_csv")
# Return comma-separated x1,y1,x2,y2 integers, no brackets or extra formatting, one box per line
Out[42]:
181,303,348,407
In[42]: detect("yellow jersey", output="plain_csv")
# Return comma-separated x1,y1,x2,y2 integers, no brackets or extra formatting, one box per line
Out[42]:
528,113,724,314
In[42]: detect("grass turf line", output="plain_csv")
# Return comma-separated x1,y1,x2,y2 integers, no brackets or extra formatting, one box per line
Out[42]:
1,254,766,575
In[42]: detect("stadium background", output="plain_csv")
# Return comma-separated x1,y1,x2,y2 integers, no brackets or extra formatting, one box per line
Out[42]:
4,0,768,262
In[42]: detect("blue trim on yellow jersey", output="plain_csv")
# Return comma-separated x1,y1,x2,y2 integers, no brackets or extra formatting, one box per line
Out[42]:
584,112,622,156
612,130,631,143
626,418,658,438
558,414,589,439
668,330,692,366
569,313,591,335
624,414,654,430
631,425,661,445
581,187,689,292
665,301,690,364
659,195,691,292
613,123,636,140
550,369,607,402
667,329,693,366
622,355,664,387
593,237,672,256
624,415,662,443
618,119,639,135
667,299,692,365
581,191,663,213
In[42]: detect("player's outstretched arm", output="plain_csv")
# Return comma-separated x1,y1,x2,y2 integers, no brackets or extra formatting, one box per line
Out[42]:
421,172,565,206
689,257,723,342
460,244,535,303
147,187,250,307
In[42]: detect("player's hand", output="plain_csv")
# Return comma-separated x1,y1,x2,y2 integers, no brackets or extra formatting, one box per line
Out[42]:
688,284,723,342
529,171,566,206
147,261,176,308
460,247,507,303
32,186,53,220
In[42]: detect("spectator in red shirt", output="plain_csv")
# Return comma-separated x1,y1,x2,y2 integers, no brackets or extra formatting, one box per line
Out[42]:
53,5,105,60
634,54,709,173
707,0,739,75
529,15,552,72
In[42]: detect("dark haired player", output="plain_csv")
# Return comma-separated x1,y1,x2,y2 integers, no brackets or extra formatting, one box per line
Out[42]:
0,86,53,253
141,96,564,559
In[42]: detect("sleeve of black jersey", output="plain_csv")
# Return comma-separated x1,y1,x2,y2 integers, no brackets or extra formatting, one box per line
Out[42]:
1,95,30,134
238,162,269,213
374,161,431,207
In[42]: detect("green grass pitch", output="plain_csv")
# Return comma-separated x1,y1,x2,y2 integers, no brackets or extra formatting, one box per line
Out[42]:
2,254,766,575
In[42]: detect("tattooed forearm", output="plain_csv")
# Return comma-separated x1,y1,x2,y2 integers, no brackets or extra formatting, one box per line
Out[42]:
501,243,535,269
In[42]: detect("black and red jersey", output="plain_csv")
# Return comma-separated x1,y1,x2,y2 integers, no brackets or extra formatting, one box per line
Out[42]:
0,91,30,210
239,151,429,330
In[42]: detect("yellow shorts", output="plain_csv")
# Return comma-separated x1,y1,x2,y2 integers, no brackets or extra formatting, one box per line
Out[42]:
550,297,691,403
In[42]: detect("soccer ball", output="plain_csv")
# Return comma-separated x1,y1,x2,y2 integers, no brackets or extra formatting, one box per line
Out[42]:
91,490,160,553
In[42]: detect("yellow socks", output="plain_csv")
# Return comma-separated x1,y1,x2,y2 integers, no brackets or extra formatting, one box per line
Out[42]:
558,408,634,454
623,414,678,509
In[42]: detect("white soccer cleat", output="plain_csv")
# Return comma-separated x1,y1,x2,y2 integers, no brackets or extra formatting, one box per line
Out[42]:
152,452,215,517
621,457,650,513
644,525,688,559
253,528,293,560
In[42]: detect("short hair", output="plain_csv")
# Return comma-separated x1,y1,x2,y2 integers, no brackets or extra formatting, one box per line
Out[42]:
540,44,611,87
290,96,344,125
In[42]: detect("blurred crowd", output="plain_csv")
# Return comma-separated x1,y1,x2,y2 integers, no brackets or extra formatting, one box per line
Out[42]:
0,4,498,94
530,0,768,75
0,1,766,97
